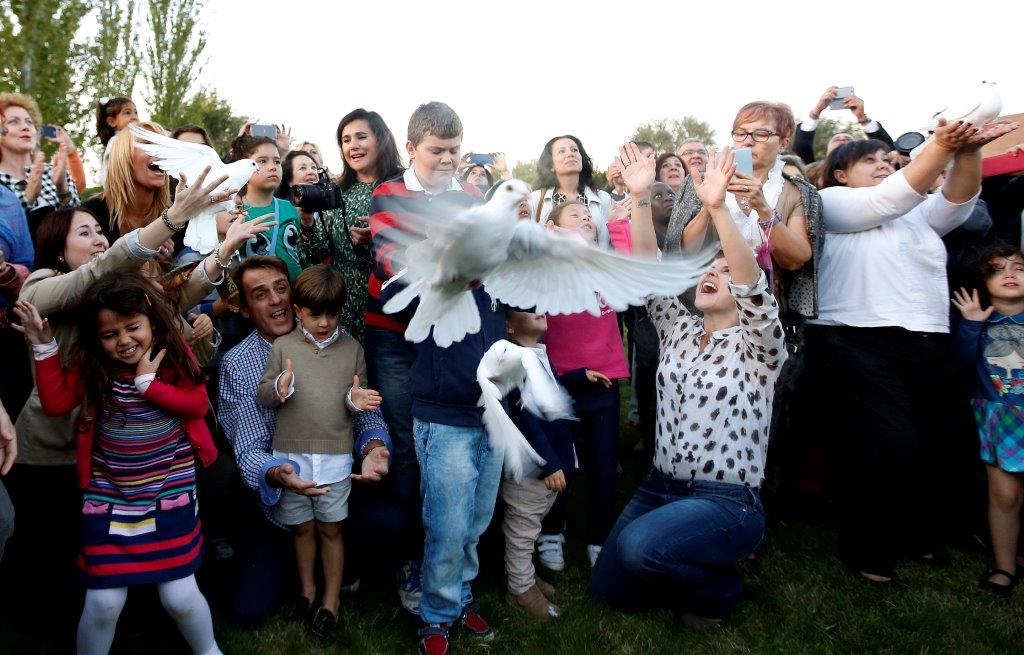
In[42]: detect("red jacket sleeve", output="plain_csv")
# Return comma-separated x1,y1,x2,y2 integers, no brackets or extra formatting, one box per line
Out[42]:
142,379,209,419
34,353,85,416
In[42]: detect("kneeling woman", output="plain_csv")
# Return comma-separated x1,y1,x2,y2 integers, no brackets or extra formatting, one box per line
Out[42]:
590,144,786,625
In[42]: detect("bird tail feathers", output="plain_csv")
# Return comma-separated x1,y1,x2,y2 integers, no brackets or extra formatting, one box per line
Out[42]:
404,288,480,347
478,378,546,483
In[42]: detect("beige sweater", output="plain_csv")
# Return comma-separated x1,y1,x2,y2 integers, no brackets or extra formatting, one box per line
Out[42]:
15,238,215,466
257,328,365,455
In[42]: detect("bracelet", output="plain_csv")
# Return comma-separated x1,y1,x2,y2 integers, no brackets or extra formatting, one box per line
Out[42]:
759,210,781,231
160,209,186,233
212,242,233,270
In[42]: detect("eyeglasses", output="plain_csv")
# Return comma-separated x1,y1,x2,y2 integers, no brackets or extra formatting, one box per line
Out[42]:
679,149,708,158
731,129,778,143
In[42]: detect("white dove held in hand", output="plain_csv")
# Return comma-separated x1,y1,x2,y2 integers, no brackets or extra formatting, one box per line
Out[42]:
130,124,258,254
930,81,1002,129
477,339,576,481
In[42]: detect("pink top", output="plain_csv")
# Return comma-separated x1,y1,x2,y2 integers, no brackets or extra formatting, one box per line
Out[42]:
545,299,630,380
606,218,633,254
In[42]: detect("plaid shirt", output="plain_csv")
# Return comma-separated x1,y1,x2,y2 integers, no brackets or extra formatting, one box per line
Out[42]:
218,329,392,527
0,162,80,211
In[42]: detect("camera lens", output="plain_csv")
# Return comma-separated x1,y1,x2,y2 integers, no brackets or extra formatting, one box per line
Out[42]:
894,131,926,155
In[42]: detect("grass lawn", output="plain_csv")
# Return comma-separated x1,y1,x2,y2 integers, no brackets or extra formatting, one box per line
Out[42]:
2,388,1022,654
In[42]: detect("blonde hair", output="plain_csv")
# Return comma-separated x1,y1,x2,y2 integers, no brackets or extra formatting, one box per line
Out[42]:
0,92,43,132
102,120,171,232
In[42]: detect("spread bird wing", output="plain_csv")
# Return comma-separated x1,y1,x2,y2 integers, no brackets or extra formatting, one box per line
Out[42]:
484,219,706,316
380,191,493,274
477,353,546,482
129,124,224,183
519,347,575,422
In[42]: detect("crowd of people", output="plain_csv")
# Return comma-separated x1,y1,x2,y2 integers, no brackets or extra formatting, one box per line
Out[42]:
0,84,1022,655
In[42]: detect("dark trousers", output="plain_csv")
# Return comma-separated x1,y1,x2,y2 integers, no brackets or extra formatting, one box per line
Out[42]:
589,470,764,619
364,325,424,562
542,382,620,545
227,495,292,624
804,324,974,577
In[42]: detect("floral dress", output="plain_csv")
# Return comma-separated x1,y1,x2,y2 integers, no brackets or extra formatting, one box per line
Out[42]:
299,182,374,343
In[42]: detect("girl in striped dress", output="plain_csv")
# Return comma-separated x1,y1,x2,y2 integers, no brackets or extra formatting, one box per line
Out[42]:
14,274,222,655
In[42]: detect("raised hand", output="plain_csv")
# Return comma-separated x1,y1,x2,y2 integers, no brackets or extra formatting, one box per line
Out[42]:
617,142,655,195
136,347,166,377
843,94,867,122
689,147,736,209
951,287,995,321
811,86,838,119
11,299,53,345
351,445,389,482
350,374,382,411
958,120,1020,154
275,124,292,153
24,152,45,205
222,210,272,255
277,359,294,402
932,119,979,151
51,143,69,193
491,152,508,174
165,165,235,226
188,313,214,342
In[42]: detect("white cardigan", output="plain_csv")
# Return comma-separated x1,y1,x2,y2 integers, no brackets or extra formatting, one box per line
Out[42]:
810,169,978,334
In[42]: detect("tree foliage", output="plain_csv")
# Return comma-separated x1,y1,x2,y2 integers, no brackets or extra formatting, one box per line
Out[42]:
81,0,142,152
809,116,865,161
177,88,246,153
511,159,540,189
630,117,716,155
0,0,91,138
144,0,207,128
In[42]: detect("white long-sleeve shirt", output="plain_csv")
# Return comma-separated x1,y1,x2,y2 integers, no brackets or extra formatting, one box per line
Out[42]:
810,169,978,333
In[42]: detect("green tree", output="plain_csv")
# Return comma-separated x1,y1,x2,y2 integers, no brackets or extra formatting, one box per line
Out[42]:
511,158,540,189
809,116,865,161
177,87,246,153
143,0,206,127
630,117,716,154
0,0,92,141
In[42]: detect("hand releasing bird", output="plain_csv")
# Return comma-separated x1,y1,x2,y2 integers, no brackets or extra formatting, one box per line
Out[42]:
130,124,258,254
382,179,708,346
477,339,575,481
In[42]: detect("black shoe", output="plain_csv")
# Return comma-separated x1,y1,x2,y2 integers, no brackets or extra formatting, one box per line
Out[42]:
308,607,339,639
285,595,316,623
978,568,1017,598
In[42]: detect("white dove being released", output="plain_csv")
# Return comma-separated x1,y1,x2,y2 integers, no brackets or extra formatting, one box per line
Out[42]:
477,339,576,481
130,124,258,254
929,81,1002,129
382,179,709,346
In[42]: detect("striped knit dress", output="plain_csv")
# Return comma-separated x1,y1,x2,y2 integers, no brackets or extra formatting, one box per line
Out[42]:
79,368,202,588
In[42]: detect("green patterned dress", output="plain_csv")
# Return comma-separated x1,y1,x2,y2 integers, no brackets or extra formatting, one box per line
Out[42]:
298,181,374,343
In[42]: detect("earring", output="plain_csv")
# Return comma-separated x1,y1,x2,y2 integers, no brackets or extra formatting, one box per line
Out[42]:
58,255,65,262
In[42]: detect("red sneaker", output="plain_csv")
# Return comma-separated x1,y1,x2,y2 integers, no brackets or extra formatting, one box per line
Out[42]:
459,603,495,640
417,623,449,655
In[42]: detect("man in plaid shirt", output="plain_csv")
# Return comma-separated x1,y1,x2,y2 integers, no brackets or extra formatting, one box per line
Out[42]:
218,255,392,623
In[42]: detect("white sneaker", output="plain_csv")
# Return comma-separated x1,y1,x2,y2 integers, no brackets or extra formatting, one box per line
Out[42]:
537,533,565,572
587,544,602,568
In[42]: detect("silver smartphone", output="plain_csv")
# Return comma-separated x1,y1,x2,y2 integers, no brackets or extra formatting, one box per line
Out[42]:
829,86,854,110
250,124,278,139
733,148,753,176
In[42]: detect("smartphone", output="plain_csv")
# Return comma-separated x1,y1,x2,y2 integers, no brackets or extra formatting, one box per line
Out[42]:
41,125,58,139
469,153,494,166
733,148,754,176
829,86,854,111
250,124,278,139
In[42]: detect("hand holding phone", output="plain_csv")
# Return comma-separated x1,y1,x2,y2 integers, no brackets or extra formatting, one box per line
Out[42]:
41,125,59,139
829,86,854,111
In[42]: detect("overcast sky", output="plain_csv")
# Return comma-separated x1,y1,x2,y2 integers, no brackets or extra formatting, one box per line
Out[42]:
174,0,1023,172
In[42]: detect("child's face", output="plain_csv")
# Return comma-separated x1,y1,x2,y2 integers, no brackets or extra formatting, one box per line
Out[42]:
986,255,1024,302
507,310,547,340
407,134,461,192
556,204,596,243
97,310,154,366
109,102,139,131
249,143,282,192
295,305,340,342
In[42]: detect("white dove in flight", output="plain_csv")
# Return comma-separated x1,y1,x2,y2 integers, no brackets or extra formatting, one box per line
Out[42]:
130,124,258,254
382,179,709,347
477,339,575,481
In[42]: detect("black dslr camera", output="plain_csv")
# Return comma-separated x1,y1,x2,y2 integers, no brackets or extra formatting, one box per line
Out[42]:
291,168,344,212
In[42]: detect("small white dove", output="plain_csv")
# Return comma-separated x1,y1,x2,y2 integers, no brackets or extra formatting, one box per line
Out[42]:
130,124,258,254
382,179,708,346
477,339,576,481
929,81,1002,129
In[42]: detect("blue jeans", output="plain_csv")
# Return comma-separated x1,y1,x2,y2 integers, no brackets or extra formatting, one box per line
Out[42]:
589,470,764,619
413,419,503,625
364,326,423,560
